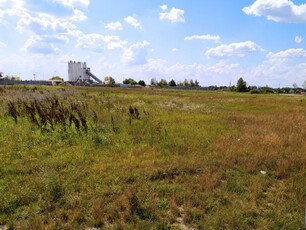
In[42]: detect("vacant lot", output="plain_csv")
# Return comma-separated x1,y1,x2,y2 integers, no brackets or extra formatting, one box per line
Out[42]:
0,86,305,229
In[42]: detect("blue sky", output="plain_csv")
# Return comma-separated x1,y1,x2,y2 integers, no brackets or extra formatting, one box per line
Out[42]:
1,0,306,87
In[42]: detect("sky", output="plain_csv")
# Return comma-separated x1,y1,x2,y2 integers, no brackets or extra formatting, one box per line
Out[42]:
1,0,306,87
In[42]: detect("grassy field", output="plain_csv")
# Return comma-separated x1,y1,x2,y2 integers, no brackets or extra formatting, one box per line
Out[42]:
0,85,305,229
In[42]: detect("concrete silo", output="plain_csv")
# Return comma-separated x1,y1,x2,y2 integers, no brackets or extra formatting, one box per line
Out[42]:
68,61,101,83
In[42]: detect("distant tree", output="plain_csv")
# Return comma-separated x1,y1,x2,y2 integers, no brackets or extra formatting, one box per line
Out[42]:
123,78,137,85
183,79,190,86
208,85,218,90
228,86,236,92
150,78,157,86
0,75,9,81
104,76,116,86
158,79,168,86
303,81,306,89
0,75,20,81
11,76,21,81
195,80,200,87
50,76,64,81
169,79,177,87
138,80,146,86
262,86,274,94
293,83,298,88
236,77,247,92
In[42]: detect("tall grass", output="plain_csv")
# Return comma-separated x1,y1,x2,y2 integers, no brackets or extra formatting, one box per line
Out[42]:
0,86,305,229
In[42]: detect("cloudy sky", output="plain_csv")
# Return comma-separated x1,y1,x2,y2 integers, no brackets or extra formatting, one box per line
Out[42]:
1,0,306,87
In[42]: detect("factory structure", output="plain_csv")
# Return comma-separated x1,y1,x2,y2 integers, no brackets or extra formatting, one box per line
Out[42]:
68,61,102,84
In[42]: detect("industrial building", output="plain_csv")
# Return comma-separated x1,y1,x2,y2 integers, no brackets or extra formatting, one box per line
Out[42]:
68,61,102,84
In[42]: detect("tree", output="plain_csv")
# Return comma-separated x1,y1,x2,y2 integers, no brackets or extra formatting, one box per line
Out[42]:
50,76,64,81
11,76,21,81
123,78,137,85
158,79,168,86
138,80,146,86
169,79,177,87
293,83,298,89
183,79,190,86
236,77,247,92
150,78,157,86
104,76,116,86
195,80,200,87
303,80,306,89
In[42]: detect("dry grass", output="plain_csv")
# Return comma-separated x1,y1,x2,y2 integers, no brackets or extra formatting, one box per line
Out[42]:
0,86,305,229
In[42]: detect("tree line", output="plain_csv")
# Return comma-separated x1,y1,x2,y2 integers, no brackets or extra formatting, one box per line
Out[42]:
106,77,200,87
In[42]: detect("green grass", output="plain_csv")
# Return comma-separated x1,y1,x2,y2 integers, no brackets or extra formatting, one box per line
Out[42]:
0,85,305,229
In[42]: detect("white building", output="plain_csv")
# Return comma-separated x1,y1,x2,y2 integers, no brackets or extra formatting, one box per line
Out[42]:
68,61,90,82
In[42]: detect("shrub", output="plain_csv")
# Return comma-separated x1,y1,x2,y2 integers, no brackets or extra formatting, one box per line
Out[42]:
250,89,261,94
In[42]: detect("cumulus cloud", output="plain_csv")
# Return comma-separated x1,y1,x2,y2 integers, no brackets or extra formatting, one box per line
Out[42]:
205,41,263,58
1,0,86,37
135,59,240,86
52,0,90,8
70,9,87,22
205,61,240,75
160,5,185,23
160,5,168,11
124,16,142,29
295,36,303,44
184,34,221,42
122,41,150,65
22,35,60,54
0,41,6,48
246,57,306,87
76,33,127,52
105,21,123,30
267,48,306,59
243,0,306,23
0,0,26,23
17,10,86,36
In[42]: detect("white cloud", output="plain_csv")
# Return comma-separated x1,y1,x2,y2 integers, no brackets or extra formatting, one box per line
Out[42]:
246,57,306,87
17,10,86,36
70,9,87,22
15,10,84,54
295,36,303,44
0,0,26,23
22,35,60,54
267,48,306,59
184,34,221,42
160,5,168,11
76,33,127,52
205,41,263,58
0,41,6,48
243,0,306,23
135,59,240,86
160,6,185,23
205,61,240,75
172,48,178,52
52,0,90,8
124,16,142,29
105,21,123,30
122,40,150,65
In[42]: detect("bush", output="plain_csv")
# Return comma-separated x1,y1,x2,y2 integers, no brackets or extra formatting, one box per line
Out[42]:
250,89,261,94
